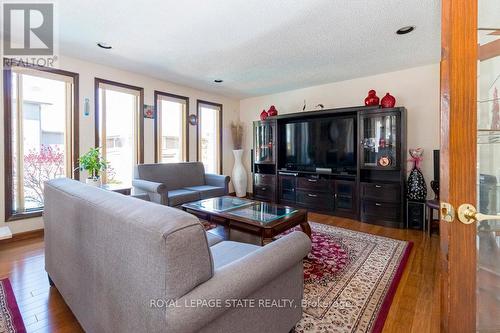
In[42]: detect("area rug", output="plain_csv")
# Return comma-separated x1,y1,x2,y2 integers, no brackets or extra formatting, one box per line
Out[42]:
0,279,26,333
292,222,412,333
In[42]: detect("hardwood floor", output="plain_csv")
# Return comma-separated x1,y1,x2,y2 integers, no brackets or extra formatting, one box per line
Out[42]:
0,214,440,332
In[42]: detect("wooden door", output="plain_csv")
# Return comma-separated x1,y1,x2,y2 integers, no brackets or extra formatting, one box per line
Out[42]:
440,0,500,331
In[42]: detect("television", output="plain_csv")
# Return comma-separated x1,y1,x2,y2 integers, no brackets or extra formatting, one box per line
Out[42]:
279,115,356,173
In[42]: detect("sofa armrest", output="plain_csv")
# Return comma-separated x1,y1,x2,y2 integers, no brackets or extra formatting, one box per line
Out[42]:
132,179,167,194
205,173,230,193
130,193,150,201
164,231,311,333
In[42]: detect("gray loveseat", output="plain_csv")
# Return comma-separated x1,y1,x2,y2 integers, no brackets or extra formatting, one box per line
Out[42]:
44,178,311,333
132,162,230,207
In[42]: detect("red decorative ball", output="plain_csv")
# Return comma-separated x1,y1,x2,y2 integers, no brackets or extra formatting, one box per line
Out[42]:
364,90,380,106
381,93,396,108
267,105,278,116
260,109,268,120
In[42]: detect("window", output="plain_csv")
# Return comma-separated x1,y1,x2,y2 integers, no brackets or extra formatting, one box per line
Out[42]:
197,100,222,174
154,91,188,163
4,64,78,220
95,79,143,185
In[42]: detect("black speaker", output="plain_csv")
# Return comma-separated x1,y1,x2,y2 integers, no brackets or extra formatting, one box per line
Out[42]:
407,201,425,230
433,150,440,182
250,149,254,173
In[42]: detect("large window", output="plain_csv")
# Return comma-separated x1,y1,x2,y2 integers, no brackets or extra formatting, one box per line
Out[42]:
154,91,188,163
4,64,78,220
197,100,222,174
95,79,143,185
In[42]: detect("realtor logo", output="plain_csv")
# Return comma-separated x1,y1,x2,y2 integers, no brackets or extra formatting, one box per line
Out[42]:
2,2,57,66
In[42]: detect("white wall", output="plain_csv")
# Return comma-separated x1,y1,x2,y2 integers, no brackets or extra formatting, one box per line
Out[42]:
1,61,440,234
240,63,440,192
0,55,240,234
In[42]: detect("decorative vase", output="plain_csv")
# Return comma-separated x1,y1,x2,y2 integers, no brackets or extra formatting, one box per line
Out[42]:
86,177,101,187
267,105,278,116
364,90,380,106
260,109,268,121
381,93,396,108
232,149,247,197
407,148,427,202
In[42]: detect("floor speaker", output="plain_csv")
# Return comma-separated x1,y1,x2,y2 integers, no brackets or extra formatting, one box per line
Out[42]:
407,201,425,230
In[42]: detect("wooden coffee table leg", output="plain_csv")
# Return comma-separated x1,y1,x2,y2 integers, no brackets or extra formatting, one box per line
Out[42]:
300,222,312,240
262,229,274,246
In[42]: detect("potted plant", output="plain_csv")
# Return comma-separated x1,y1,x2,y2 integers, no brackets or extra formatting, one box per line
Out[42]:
78,147,107,186
230,121,247,197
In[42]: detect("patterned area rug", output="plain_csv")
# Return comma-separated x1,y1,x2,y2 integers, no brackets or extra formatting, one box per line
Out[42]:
292,222,412,333
0,279,26,333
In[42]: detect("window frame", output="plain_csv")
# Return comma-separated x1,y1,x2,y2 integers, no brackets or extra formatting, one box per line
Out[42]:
153,91,189,163
196,99,223,174
94,78,144,184
3,59,79,221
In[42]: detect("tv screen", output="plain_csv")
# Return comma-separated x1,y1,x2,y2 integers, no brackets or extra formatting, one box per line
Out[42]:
280,116,356,172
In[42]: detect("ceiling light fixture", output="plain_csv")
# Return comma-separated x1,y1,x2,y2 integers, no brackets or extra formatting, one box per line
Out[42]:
214,79,223,83
396,26,415,35
97,42,112,49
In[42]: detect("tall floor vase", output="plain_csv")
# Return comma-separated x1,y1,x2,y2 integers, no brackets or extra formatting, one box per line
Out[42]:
232,149,248,197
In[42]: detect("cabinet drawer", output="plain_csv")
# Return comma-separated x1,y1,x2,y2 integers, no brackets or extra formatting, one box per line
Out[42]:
296,190,333,210
254,174,275,186
361,182,401,202
253,185,275,200
361,200,401,219
297,177,330,192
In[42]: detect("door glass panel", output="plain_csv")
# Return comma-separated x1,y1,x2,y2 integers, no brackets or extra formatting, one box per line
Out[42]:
255,123,274,163
476,6,500,328
361,114,397,168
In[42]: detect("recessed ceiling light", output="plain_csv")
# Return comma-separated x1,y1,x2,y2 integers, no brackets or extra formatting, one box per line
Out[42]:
214,79,223,83
396,26,415,35
97,42,112,49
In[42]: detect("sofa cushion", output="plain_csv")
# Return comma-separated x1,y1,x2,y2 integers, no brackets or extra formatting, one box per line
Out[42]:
168,189,200,206
183,185,225,199
206,232,224,247
210,241,260,269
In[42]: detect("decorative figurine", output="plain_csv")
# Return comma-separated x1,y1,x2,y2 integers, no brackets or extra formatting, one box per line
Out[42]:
267,105,278,117
260,109,268,121
364,90,380,106
381,93,396,108
407,148,427,202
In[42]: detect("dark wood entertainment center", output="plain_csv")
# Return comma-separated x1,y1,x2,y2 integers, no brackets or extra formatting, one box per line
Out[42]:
252,105,407,228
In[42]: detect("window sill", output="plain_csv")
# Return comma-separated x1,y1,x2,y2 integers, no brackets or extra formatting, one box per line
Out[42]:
6,210,43,222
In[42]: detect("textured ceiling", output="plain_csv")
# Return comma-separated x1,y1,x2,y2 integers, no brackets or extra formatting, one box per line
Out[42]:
58,0,441,98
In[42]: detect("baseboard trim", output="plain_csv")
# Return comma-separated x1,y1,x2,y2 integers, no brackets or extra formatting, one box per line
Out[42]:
0,229,44,244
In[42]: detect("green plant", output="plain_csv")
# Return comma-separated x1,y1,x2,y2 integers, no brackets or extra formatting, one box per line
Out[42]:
78,148,107,179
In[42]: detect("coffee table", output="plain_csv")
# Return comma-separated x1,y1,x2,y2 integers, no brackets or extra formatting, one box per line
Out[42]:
182,196,311,246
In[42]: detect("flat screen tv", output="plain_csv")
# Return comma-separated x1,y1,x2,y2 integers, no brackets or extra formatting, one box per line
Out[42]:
279,115,356,173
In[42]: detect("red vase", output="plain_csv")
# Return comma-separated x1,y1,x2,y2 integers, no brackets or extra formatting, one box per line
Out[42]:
381,93,396,108
260,109,268,121
267,105,278,116
364,90,379,106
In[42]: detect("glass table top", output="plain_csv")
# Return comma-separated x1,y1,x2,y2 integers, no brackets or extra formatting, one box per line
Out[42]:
183,196,253,213
226,202,298,224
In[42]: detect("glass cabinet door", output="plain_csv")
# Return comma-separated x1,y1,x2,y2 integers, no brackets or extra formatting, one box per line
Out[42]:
360,113,399,169
254,121,275,163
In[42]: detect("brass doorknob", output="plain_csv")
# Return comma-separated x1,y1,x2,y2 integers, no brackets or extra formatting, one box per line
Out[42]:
457,204,500,224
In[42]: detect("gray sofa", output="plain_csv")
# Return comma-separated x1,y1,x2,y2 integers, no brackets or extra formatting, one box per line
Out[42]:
132,162,230,207
44,178,311,333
